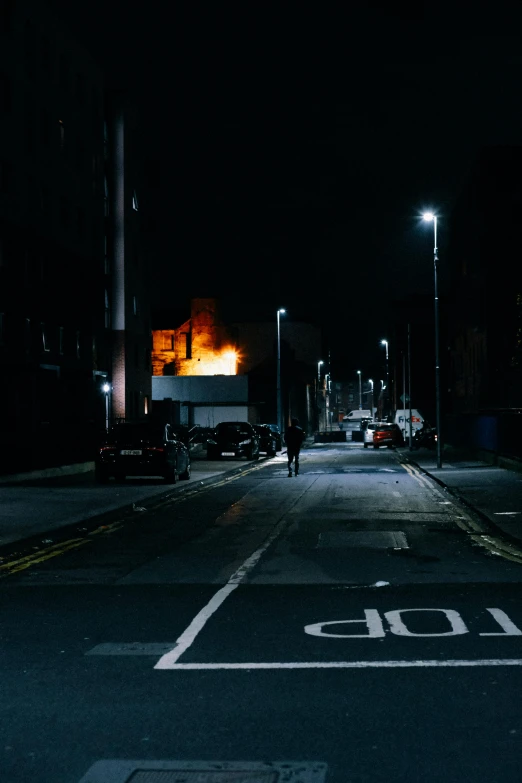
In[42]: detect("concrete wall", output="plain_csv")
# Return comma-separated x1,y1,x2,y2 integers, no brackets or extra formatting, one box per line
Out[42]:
193,406,249,428
152,375,248,403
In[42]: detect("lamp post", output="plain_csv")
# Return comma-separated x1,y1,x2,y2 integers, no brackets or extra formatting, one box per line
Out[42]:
277,308,286,436
102,383,111,431
317,360,324,432
422,212,442,468
357,370,362,409
380,339,389,417
368,378,374,417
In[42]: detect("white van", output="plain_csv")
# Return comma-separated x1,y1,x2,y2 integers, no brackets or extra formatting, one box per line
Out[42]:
395,409,424,438
342,409,373,425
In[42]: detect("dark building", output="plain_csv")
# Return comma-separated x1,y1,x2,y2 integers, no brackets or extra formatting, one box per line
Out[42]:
446,146,522,414
0,1,150,474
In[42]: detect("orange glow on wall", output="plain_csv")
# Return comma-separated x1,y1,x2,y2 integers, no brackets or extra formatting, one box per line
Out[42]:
151,299,242,377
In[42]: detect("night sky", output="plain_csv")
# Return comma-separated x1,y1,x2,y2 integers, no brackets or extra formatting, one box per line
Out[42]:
55,0,522,378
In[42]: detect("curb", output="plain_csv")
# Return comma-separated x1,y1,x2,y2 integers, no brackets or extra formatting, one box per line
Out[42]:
398,450,522,561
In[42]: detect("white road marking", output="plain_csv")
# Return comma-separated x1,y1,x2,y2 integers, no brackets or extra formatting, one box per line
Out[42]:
392,490,401,497
379,468,396,472
494,511,522,515
154,512,294,669
152,659,522,670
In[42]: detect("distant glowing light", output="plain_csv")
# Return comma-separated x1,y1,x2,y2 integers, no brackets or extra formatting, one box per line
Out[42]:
422,212,435,222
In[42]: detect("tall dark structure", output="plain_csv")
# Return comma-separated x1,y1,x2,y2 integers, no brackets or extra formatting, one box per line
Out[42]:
446,146,522,414
0,1,151,474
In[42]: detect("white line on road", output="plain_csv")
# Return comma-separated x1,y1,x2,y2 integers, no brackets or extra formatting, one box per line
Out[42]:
153,659,522,670
494,511,522,515
154,509,301,670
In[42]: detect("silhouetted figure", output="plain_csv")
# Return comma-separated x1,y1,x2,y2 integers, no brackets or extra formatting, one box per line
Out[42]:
285,417,305,477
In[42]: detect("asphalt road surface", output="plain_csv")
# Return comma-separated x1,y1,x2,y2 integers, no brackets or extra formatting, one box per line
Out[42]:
2,444,522,783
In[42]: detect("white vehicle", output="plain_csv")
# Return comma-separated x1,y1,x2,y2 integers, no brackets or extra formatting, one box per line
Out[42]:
362,420,378,448
394,408,424,439
342,409,372,423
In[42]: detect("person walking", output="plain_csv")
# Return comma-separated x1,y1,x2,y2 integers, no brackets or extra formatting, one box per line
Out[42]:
285,417,305,477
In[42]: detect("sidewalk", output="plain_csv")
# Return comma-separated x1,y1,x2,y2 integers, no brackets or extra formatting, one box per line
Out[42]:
0,449,273,551
398,444,522,557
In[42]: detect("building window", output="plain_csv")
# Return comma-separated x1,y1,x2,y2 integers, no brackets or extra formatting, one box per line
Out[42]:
58,119,65,150
60,197,70,229
40,108,49,146
163,333,174,351
75,72,85,104
144,395,149,415
1,2,14,34
104,289,110,328
76,207,84,237
133,295,138,316
132,189,139,211
0,160,13,193
76,330,80,358
184,332,191,359
59,53,69,92
104,235,109,274
40,36,51,72
59,327,64,355
0,72,12,112
76,140,84,172
41,323,50,352
25,318,31,352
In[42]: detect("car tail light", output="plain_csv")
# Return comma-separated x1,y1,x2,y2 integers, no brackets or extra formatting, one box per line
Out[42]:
99,446,116,453
145,446,165,453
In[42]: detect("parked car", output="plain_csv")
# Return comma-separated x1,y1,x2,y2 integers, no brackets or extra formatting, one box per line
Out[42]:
372,422,405,449
410,423,437,450
253,424,278,457
206,421,260,460
264,423,282,451
95,421,191,483
361,420,378,448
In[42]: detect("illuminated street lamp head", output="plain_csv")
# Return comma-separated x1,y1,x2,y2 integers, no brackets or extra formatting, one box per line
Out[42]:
381,339,387,347
102,383,110,393
422,212,435,222
357,370,361,375
278,308,286,315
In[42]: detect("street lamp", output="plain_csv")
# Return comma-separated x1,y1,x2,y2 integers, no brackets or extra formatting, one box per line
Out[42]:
102,382,111,431
422,212,442,468
317,360,324,431
368,378,374,417
277,308,286,436
380,339,389,417
357,370,362,409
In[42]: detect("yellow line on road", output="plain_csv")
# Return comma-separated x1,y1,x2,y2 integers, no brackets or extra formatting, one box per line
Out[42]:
0,537,90,575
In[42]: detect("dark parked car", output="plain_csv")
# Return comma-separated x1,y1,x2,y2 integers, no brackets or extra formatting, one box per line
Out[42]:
206,421,260,460
253,424,278,457
95,421,191,483
372,422,405,449
265,423,282,451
